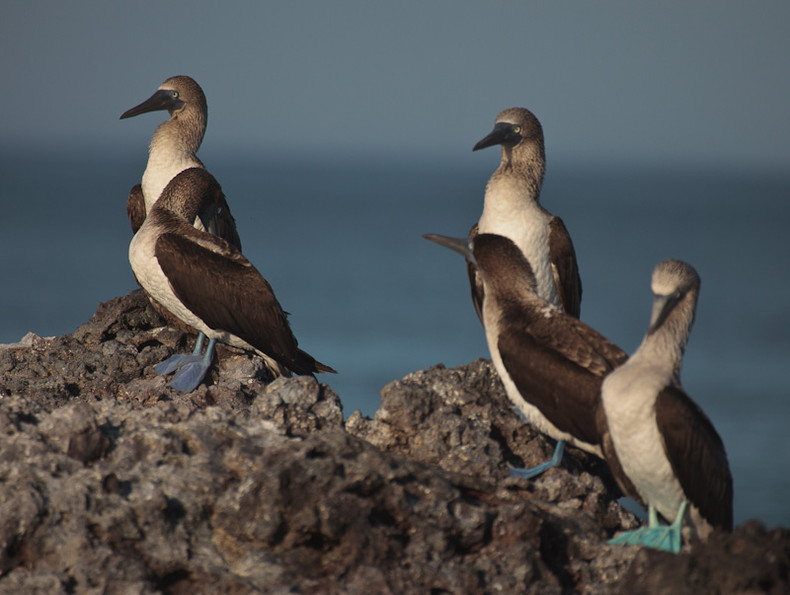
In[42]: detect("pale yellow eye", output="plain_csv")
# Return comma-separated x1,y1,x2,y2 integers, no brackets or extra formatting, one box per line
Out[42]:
513,125,522,133
171,91,179,99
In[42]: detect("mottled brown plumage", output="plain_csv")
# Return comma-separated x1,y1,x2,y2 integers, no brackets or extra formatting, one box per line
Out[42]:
130,168,334,378
425,232,623,458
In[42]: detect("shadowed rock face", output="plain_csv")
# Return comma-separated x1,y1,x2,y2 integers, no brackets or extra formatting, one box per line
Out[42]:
0,292,788,593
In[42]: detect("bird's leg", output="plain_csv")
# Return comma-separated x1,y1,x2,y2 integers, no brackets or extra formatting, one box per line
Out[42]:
608,501,688,554
154,332,210,385
169,338,217,392
509,440,565,479
192,331,206,354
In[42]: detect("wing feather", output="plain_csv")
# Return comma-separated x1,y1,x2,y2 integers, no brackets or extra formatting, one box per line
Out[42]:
466,223,485,323
548,217,582,319
655,386,734,530
498,325,601,446
497,309,627,447
154,232,305,370
195,181,242,250
528,311,627,376
127,184,146,234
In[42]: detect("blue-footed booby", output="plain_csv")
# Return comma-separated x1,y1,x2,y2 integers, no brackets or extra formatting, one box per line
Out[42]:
423,232,628,478
129,167,335,392
122,75,241,360
471,107,581,320
120,75,240,248
602,260,732,553
465,108,583,477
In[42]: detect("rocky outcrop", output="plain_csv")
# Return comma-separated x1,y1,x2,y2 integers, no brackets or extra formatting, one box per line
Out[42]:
0,292,787,593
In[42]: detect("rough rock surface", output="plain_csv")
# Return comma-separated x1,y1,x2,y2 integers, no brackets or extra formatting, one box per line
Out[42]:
0,292,787,593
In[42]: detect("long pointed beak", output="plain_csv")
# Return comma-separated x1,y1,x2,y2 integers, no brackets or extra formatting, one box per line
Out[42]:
423,233,475,263
473,122,521,151
648,292,679,334
120,89,183,119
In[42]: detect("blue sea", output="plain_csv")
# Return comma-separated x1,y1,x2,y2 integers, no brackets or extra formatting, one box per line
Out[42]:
1,144,788,529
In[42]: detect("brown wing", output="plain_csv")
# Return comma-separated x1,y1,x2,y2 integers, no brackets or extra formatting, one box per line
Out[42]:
196,185,242,251
655,386,734,530
548,216,582,319
466,223,485,324
154,231,328,375
498,321,605,447
497,306,627,448
528,310,628,377
131,171,242,250
127,184,146,234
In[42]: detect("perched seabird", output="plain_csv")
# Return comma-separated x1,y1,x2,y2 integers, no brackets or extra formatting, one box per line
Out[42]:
471,107,581,320
129,167,335,392
602,260,733,553
424,232,628,477
122,75,241,356
120,75,240,248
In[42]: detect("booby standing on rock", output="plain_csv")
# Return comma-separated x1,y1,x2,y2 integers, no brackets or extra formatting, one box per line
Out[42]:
602,260,733,553
129,167,335,392
467,109,583,475
424,232,628,478
120,75,240,247
122,75,241,367
471,107,581,320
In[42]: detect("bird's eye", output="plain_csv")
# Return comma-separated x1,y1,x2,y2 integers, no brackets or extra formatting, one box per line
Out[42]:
513,126,522,134
171,91,179,99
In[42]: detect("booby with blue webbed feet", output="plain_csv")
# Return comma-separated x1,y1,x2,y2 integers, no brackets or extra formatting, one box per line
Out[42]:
602,259,733,553
423,232,628,479
122,75,242,361
129,167,335,391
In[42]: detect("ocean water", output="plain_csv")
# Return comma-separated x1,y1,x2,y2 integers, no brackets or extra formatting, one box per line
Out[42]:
1,144,788,529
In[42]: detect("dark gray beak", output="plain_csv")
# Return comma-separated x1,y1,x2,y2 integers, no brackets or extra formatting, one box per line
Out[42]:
120,89,184,119
423,233,475,263
473,122,522,151
647,291,681,334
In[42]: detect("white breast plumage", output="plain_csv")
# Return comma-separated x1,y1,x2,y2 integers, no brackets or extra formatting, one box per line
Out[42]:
478,181,559,308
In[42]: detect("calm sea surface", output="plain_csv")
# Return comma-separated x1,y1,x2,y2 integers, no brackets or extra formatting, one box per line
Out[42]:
1,145,788,528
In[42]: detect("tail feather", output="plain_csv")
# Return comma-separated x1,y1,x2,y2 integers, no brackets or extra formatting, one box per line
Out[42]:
293,349,337,375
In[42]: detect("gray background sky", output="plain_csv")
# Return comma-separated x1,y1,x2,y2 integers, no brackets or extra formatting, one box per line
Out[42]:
2,1,788,170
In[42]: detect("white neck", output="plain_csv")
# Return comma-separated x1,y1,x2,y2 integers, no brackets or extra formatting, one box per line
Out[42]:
600,322,688,523
141,117,205,210
478,175,559,308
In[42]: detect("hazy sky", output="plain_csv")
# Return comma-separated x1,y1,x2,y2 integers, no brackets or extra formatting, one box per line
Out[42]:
2,1,789,170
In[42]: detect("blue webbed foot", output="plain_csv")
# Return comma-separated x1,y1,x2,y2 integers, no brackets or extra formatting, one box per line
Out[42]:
154,353,203,376
608,501,688,554
169,359,212,392
509,440,565,479
154,336,217,393
154,332,208,375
